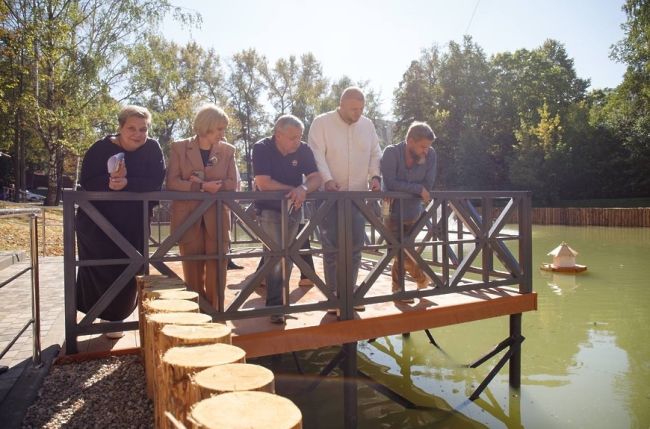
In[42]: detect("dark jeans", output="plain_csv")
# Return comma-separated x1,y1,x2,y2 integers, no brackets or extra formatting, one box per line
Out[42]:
258,209,300,307
319,202,365,294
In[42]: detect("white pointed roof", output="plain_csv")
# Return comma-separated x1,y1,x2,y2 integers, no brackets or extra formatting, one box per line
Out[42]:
548,242,578,257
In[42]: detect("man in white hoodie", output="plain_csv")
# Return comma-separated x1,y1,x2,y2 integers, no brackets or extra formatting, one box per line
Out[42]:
308,87,382,312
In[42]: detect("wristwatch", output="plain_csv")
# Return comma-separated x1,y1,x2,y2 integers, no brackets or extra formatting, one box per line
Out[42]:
199,182,204,192
300,184,308,192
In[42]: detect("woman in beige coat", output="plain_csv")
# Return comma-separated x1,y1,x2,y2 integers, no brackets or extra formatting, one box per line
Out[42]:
166,104,237,307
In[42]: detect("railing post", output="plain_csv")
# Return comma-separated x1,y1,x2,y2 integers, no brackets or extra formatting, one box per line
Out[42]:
519,193,533,293
281,198,290,313
29,213,42,366
142,198,150,275
217,198,226,313
63,193,78,354
441,199,449,285
338,197,353,319
482,197,493,284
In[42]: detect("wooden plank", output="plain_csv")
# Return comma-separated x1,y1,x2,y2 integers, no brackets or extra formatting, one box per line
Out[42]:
231,291,537,358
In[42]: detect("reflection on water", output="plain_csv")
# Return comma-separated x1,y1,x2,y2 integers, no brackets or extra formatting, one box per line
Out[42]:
543,272,580,296
252,226,650,428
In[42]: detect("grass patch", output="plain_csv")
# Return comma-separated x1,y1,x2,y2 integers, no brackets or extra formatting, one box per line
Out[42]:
0,202,64,256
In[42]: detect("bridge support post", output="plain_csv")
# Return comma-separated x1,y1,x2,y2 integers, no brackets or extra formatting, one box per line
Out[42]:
342,342,358,429
509,313,522,388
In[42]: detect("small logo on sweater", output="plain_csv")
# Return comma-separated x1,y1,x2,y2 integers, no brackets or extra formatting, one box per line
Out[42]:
291,159,298,167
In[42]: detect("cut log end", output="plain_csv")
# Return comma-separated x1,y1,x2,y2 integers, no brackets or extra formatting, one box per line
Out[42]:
144,299,199,313
189,391,302,429
163,343,246,368
193,363,275,396
161,323,231,344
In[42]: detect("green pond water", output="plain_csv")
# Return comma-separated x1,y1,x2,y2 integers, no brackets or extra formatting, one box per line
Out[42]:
254,225,650,428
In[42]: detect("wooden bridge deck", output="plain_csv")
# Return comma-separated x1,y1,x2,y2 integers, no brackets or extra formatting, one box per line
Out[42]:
69,256,536,359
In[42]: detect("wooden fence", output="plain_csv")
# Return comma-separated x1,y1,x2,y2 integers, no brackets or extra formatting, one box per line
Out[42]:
502,207,650,227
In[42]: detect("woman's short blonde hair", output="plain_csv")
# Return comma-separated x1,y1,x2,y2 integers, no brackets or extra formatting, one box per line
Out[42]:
193,104,229,136
118,105,152,127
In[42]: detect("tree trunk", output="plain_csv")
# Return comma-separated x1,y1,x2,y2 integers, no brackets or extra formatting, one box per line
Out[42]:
55,146,64,204
45,147,58,206
12,111,26,202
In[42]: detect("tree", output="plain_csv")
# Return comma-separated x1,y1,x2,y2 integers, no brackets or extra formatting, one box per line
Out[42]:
263,55,299,116
320,76,383,124
509,102,567,204
291,53,328,133
392,38,494,188
0,0,197,205
262,53,328,135
604,0,650,195
437,37,496,188
225,49,268,190
125,35,226,152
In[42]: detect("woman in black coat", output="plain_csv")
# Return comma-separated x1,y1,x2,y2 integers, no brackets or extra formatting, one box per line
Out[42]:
76,105,165,327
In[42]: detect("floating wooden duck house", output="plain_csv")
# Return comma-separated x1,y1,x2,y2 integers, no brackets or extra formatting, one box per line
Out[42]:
540,242,587,273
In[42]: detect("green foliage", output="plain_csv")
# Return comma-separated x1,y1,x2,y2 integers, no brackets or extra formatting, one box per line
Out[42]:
510,102,567,203
125,35,227,152
602,0,650,195
262,53,328,135
2,1,647,203
0,0,197,204
225,48,268,189
388,35,649,203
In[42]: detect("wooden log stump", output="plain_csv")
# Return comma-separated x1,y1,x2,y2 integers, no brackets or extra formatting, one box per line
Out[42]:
137,276,186,350
190,363,275,403
189,391,302,429
155,323,232,428
162,344,246,428
143,309,209,400
147,290,199,301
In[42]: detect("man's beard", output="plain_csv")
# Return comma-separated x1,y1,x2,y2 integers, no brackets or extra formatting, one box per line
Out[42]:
409,149,425,165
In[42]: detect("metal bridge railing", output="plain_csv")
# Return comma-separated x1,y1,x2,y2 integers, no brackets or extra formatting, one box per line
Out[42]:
63,190,532,354
0,208,42,373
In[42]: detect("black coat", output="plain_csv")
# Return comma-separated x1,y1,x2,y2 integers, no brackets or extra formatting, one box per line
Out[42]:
75,135,165,321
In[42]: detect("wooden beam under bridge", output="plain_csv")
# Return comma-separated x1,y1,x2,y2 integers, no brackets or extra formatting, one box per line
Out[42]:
230,287,537,358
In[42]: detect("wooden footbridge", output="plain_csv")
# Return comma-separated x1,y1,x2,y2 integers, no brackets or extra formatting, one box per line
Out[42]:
62,190,535,416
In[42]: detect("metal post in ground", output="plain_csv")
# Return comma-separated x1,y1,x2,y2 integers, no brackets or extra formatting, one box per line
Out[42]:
29,213,42,367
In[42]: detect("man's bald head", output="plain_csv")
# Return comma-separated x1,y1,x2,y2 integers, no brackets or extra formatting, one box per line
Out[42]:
339,86,365,104
338,87,366,124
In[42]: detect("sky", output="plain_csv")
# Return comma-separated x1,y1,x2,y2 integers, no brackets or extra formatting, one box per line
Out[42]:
161,0,628,117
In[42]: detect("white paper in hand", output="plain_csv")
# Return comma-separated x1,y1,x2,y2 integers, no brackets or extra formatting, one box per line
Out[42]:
107,152,125,173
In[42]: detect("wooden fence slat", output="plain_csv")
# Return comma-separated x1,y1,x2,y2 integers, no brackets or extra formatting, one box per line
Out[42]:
494,207,650,227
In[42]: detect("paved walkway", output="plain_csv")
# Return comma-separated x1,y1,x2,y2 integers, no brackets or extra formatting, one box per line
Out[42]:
0,256,65,427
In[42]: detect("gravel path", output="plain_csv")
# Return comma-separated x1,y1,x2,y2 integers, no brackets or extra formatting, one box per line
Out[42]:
22,355,153,428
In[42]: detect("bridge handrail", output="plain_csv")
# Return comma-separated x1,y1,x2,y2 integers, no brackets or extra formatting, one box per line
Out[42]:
62,189,532,353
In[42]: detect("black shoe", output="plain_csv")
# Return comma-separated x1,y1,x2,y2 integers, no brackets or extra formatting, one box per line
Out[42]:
227,260,244,270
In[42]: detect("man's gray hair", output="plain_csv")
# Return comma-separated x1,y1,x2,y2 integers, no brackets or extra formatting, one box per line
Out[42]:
406,121,436,142
274,114,304,133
